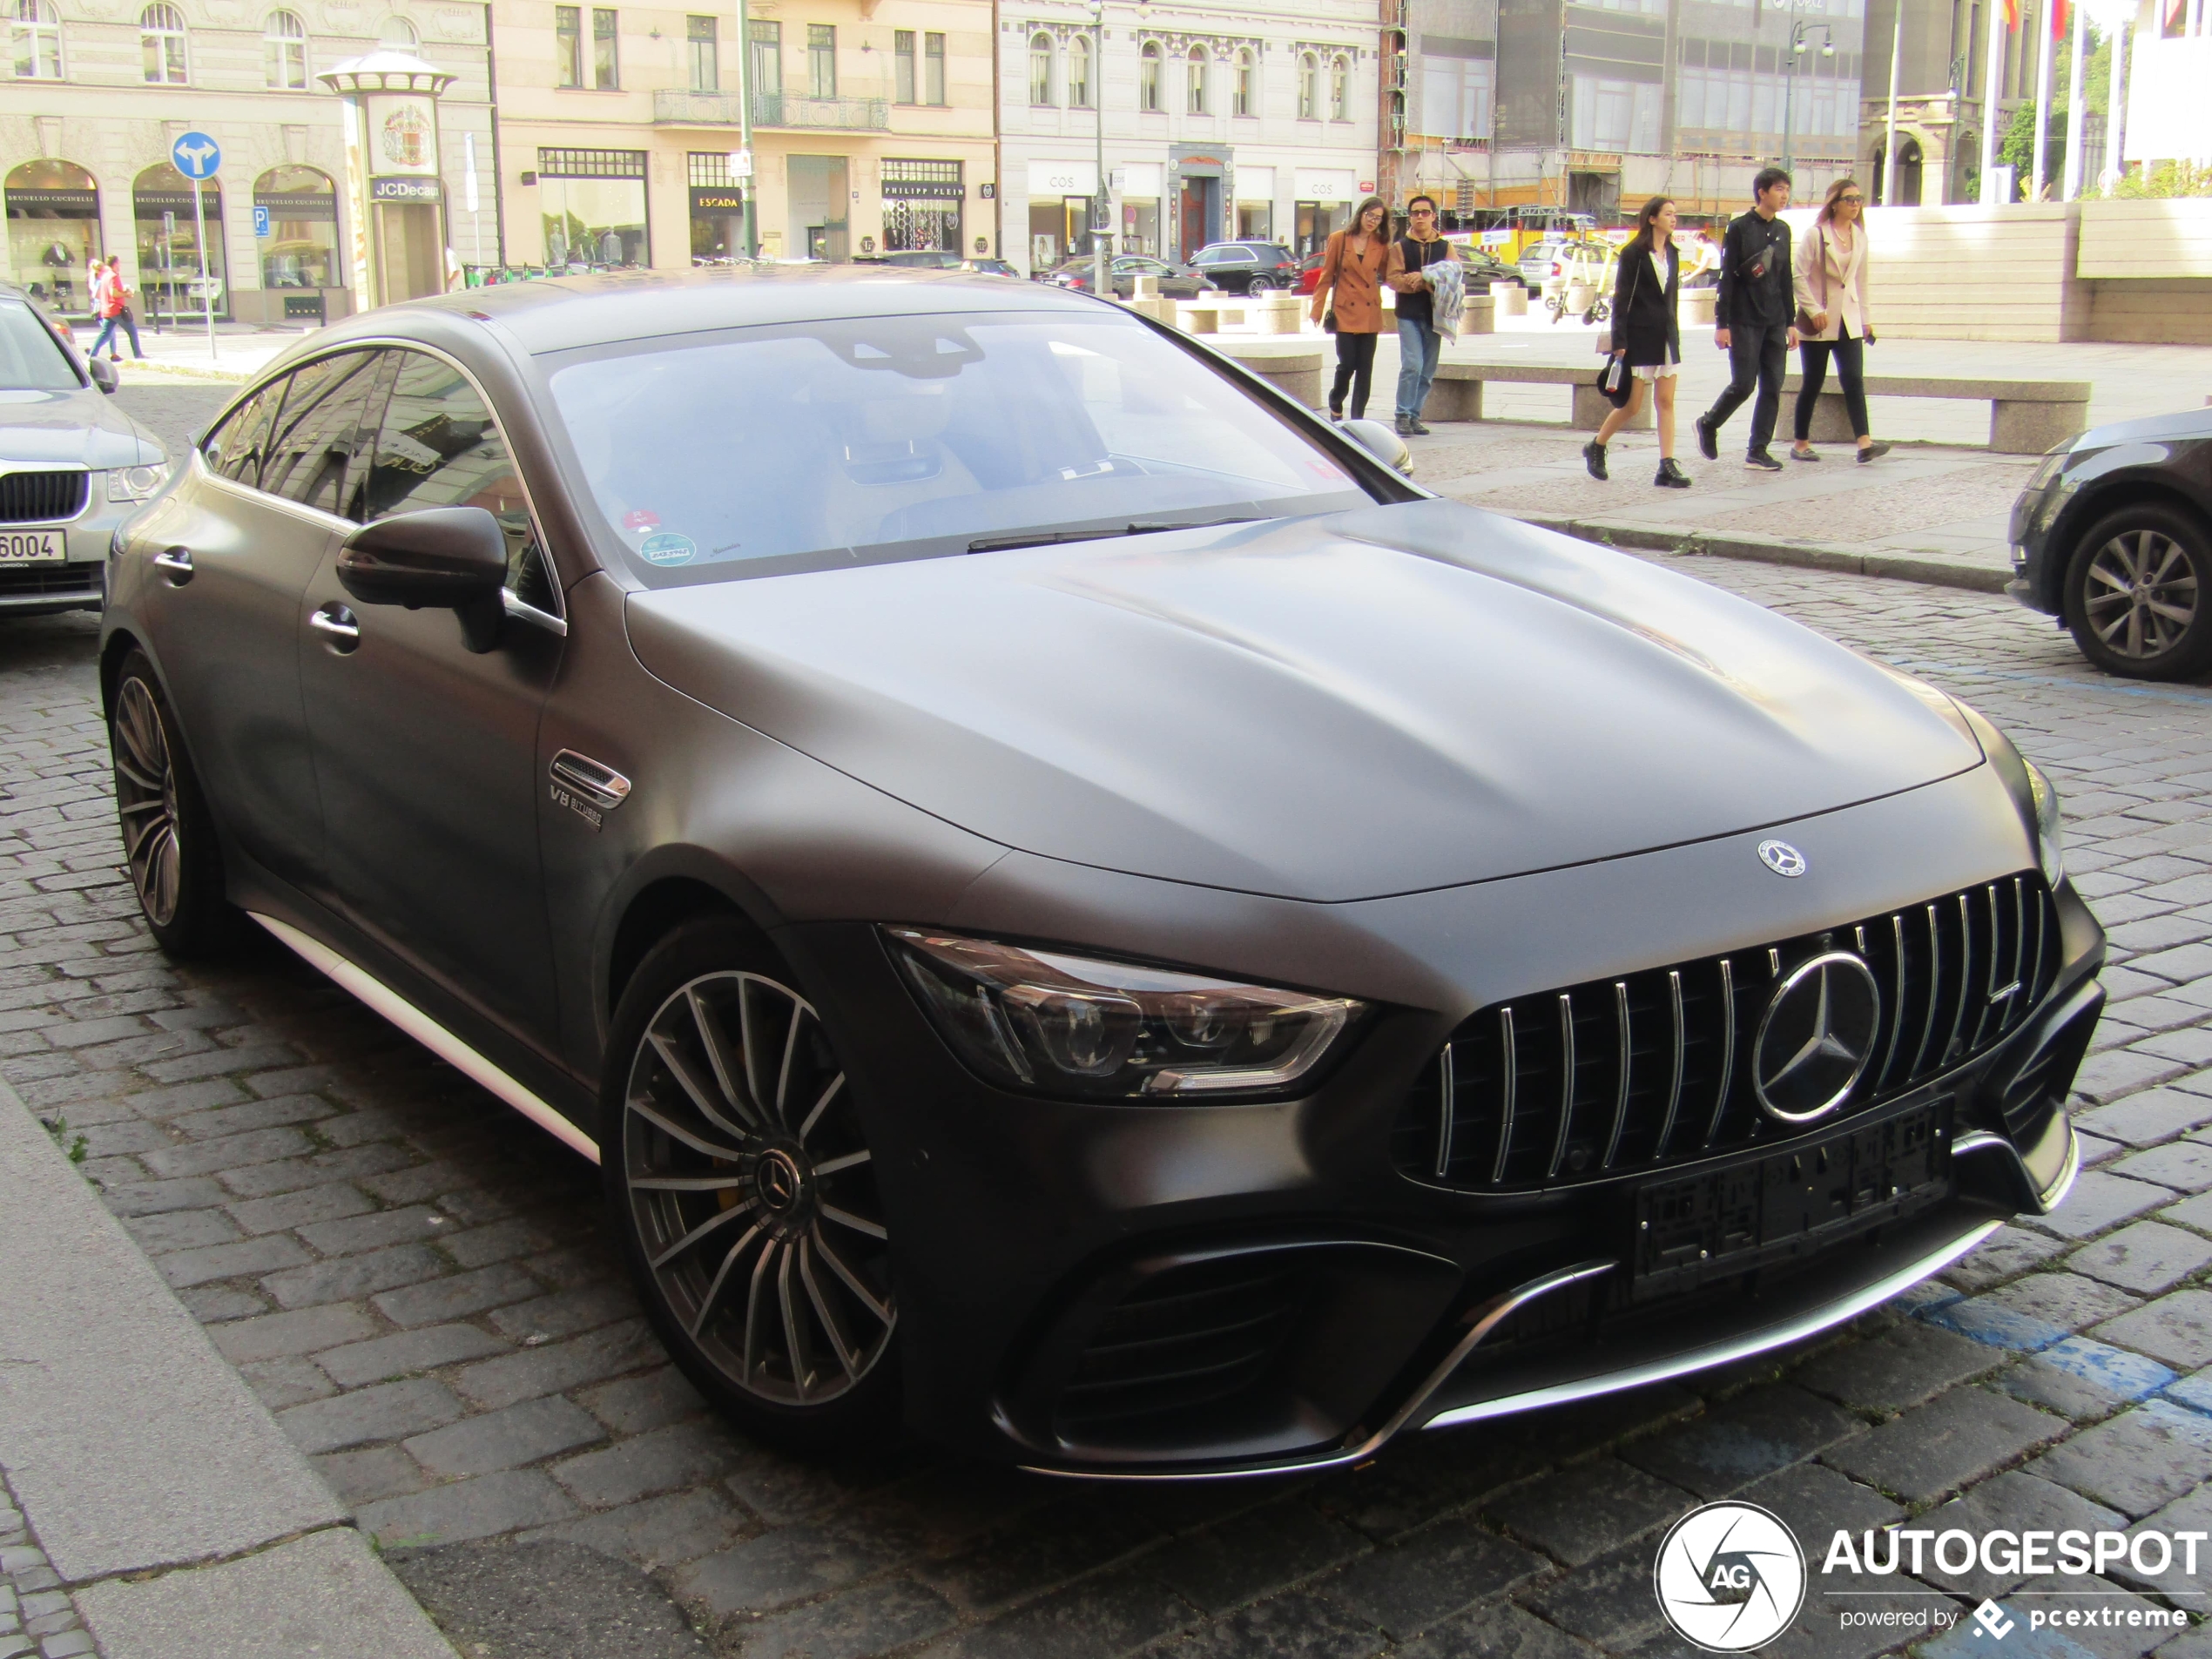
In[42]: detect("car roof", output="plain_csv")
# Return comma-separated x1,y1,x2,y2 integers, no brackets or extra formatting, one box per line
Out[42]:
316,266,1106,358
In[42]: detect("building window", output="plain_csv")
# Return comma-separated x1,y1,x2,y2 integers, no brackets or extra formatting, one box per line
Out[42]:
806,23,833,98
1234,47,1254,115
1297,51,1318,118
1069,31,1090,107
263,10,306,88
924,30,944,104
536,147,648,268
1186,45,1206,112
1029,31,1053,105
894,28,914,101
555,4,581,86
254,163,338,290
139,2,185,83
592,7,617,87
10,0,61,78
686,14,715,90
882,158,961,253
1139,40,1161,110
749,18,779,98
1330,53,1349,119
378,14,415,46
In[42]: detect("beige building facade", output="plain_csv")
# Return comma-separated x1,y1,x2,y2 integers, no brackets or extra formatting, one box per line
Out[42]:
0,0,492,324
489,0,994,271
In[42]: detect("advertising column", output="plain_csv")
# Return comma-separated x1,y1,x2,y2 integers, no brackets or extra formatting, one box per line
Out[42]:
318,51,457,307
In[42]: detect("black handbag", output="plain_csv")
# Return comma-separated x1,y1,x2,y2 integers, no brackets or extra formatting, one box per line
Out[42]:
1322,307,1338,334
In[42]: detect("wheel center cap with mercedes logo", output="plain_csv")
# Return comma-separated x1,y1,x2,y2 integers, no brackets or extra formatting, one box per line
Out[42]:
752,1145,813,1237
1751,951,1881,1124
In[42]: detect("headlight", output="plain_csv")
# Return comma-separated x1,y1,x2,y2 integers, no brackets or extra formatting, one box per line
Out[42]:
105,463,166,503
2024,760,2065,887
885,927,1365,1101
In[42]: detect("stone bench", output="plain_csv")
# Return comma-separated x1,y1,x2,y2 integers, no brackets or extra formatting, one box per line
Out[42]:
1421,361,1651,432
1779,372,2090,454
1211,341,1325,408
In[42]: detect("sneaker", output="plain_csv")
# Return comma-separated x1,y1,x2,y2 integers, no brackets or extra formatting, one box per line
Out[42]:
1655,457,1691,489
1858,442,1892,463
1695,415,1720,461
1406,417,1431,435
1744,450,1784,472
1582,440,1608,482
1790,444,1821,462
1395,416,1416,435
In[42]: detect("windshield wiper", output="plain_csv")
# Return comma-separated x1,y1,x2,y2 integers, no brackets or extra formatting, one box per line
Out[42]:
966,516,1262,555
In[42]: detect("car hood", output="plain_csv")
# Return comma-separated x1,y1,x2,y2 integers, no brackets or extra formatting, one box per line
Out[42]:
2071,406,2212,452
624,500,1986,902
0,386,165,468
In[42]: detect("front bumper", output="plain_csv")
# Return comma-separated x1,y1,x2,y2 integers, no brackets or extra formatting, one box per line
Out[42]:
783,764,2105,1478
0,502,134,612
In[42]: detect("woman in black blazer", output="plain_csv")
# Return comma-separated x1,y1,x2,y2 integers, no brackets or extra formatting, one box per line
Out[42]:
1584,196,1691,489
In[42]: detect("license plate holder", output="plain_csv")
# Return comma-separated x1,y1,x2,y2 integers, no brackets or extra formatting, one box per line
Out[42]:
1630,1100,1952,1302
0,529,65,563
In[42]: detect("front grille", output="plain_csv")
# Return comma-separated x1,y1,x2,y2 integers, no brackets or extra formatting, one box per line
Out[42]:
1392,873,2060,1192
0,469,87,523
0,562,96,597
1053,1257,1304,1435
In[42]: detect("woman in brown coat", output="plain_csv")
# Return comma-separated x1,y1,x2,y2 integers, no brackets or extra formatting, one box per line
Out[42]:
1307,194,1391,423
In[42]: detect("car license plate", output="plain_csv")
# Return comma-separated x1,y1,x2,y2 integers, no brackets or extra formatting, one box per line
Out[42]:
0,529,64,563
1629,1101,1951,1302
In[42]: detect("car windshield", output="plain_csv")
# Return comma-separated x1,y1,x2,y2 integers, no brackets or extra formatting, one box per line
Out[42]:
547,309,1371,586
0,299,82,393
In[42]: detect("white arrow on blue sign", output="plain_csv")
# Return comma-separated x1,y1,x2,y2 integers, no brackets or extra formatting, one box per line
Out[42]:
171,131,220,179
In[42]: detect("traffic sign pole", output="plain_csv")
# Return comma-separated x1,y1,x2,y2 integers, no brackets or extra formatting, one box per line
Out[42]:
170,131,221,361
192,178,214,361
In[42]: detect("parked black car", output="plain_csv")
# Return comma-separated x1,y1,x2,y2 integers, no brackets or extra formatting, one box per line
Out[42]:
102,269,2099,1478
2007,407,2212,681
1190,240,1301,293
1046,254,1212,300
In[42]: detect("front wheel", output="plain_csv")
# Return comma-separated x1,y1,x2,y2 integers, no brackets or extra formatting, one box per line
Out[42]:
604,919,900,1450
2061,503,2212,681
1246,276,1275,293
108,650,239,957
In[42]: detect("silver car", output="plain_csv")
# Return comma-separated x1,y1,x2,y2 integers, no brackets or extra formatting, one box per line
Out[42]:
0,284,170,616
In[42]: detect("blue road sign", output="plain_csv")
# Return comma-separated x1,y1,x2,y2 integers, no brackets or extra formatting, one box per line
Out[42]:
171,131,220,180
253,205,271,238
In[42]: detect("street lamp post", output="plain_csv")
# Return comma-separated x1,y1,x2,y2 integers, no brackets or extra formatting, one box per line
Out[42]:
736,0,757,256
1781,19,1835,180
1091,0,1108,300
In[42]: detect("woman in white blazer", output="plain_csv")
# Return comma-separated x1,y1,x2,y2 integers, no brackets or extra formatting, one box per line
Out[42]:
1791,178,1890,463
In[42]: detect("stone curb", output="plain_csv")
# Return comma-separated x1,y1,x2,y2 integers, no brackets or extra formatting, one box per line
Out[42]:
0,1072,456,1658
1505,510,2013,595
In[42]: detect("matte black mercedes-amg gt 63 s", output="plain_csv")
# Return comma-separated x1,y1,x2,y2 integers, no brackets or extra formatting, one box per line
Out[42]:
102,270,2101,1478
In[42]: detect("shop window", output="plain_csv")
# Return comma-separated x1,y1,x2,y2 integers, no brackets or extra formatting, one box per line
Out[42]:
10,0,61,79
1330,54,1349,119
924,30,943,104
134,162,225,320
537,148,648,269
1298,52,1318,118
1139,40,1161,111
1234,48,1254,115
1186,46,1206,113
592,7,617,88
255,164,339,292
894,29,914,102
3,158,99,314
555,5,581,87
264,10,307,89
882,158,961,253
139,2,185,84
687,15,715,90
1069,32,1090,107
806,23,833,98
1029,32,1053,105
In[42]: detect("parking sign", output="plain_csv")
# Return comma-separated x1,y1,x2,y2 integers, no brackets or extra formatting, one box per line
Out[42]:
253,205,271,238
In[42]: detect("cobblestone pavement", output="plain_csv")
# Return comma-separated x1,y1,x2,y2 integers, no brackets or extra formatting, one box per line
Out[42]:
0,1467,98,1659
3,550,2212,1659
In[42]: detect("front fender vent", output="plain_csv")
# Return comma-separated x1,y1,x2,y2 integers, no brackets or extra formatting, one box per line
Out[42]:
1392,873,2060,1192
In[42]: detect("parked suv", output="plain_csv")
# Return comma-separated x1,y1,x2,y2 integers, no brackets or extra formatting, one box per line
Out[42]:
1190,241,1300,293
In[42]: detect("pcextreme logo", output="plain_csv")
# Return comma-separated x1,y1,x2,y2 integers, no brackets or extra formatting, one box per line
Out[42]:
1654,1502,1808,1652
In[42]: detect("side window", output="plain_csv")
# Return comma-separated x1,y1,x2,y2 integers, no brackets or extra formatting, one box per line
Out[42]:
203,377,288,489
362,350,555,614
260,350,388,516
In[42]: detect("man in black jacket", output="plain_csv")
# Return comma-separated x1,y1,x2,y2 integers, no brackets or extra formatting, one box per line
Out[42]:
1695,168,1798,471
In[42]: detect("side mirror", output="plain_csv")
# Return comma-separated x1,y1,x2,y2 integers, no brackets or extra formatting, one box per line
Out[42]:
1341,417,1413,477
337,506,509,653
87,358,117,395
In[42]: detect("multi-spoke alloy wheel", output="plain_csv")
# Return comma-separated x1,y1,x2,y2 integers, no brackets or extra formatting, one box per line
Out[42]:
112,675,181,929
2065,506,2212,682
617,954,896,1426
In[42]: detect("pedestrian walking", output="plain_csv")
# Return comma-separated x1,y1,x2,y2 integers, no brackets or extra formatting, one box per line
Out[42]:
1309,195,1391,424
1682,227,1721,288
88,257,144,361
1386,195,1453,436
1693,168,1797,472
1583,196,1691,489
1790,178,1891,465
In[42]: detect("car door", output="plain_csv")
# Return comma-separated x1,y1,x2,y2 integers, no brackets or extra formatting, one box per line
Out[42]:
294,345,564,1042
133,351,383,893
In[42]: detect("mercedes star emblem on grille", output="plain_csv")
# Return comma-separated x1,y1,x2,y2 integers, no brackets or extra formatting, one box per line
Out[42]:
1757,840,1807,877
1751,951,1881,1123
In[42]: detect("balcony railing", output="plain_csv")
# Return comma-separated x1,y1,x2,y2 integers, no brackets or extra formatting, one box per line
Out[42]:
653,89,890,130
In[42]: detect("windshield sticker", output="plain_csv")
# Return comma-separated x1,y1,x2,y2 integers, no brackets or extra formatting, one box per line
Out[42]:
637,532,697,566
623,508,662,533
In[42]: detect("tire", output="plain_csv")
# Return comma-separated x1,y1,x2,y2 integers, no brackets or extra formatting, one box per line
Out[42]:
108,649,239,957
604,918,900,1451
1246,276,1275,293
2060,503,2212,682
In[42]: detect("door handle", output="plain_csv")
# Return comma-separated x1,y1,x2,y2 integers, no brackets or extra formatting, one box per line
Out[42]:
309,603,360,652
549,750,631,811
152,546,192,584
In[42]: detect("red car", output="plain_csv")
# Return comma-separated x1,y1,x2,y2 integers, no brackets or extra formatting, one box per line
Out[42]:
1298,251,1325,295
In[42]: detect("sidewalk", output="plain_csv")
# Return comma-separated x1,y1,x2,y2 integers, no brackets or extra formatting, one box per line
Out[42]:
71,320,305,385
0,1074,455,1659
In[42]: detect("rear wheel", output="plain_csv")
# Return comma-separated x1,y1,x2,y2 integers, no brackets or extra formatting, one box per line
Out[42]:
1246,275,1275,293
604,919,900,1450
2061,503,2212,681
108,650,239,957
